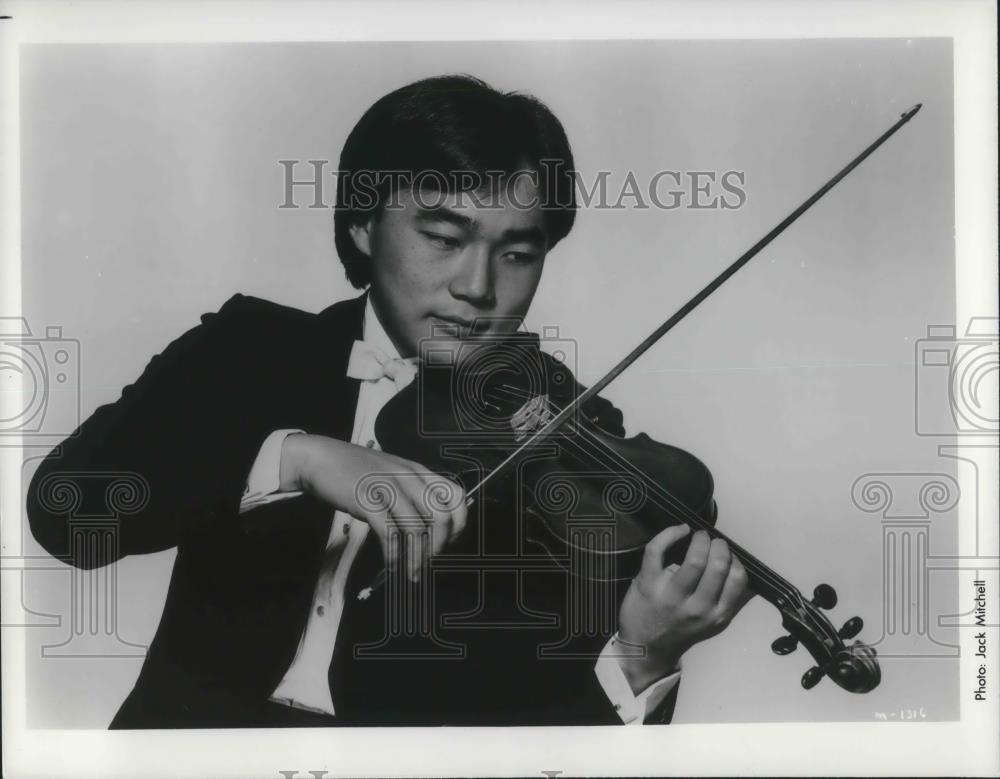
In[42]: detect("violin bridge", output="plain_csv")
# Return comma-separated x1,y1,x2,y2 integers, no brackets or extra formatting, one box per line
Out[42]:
511,394,555,442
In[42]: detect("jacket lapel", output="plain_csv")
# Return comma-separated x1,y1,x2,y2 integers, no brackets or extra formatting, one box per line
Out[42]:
250,292,369,653
313,292,367,441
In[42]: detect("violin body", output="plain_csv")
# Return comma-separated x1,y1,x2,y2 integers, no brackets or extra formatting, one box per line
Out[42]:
519,431,718,581
375,334,716,577
375,333,880,694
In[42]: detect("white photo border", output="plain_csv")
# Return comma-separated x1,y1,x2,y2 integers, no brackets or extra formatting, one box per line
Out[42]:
1,1,996,777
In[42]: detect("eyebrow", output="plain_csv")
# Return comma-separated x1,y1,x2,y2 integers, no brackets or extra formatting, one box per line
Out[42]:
499,225,547,245
416,204,474,230
416,205,547,245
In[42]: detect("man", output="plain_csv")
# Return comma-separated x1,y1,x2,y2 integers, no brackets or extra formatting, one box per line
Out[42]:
27,75,750,728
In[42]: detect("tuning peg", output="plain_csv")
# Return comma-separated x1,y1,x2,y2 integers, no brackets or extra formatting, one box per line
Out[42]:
771,634,798,655
801,665,825,690
838,616,863,639
811,583,838,610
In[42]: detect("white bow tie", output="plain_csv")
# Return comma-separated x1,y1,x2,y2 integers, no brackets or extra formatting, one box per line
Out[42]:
346,340,418,391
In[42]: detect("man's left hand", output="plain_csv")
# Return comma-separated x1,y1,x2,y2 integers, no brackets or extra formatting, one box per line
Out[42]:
616,525,753,695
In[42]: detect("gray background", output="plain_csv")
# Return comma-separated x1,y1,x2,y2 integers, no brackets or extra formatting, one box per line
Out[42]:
18,38,957,726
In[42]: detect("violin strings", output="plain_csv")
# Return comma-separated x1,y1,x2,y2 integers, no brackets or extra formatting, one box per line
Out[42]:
472,382,846,655
548,414,847,643
482,383,806,610
531,391,850,647
557,409,802,607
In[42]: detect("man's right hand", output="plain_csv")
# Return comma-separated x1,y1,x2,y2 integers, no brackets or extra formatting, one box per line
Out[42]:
279,433,467,581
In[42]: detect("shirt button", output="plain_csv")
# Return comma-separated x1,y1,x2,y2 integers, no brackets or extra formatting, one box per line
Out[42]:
614,704,621,710
365,439,376,448
343,522,351,535
316,605,325,616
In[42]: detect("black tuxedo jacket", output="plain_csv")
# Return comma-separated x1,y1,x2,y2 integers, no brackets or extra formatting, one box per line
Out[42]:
27,293,678,728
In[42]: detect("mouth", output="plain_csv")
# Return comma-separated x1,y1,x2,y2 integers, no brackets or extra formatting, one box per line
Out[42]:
435,314,473,327
430,314,475,337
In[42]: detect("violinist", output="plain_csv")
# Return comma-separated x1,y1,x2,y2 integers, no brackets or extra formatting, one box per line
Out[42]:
26,74,752,728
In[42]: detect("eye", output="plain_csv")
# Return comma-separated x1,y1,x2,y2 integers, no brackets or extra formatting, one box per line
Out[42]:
421,231,461,250
505,252,540,265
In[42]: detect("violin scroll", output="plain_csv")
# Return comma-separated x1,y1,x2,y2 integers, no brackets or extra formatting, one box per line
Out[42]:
828,642,881,693
838,616,864,640
803,642,881,693
810,583,838,610
777,583,881,694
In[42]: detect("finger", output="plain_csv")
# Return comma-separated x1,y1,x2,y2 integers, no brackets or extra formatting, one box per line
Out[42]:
382,516,401,573
691,537,732,606
411,467,463,550
447,480,468,542
638,524,691,585
369,511,390,560
422,500,450,558
400,469,449,563
389,512,423,584
424,468,468,544
399,471,433,524
405,521,429,583
387,488,424,582
717,554,752,614
668,530,712,596
405,473,440,582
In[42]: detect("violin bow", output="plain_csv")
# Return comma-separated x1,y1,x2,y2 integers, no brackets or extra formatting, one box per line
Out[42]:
359,104,923,614
474,103,923,490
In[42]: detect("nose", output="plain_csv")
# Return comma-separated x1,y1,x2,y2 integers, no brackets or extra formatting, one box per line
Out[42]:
448,244,496,308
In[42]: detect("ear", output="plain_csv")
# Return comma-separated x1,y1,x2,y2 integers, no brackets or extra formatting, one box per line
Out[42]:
348,216,374,258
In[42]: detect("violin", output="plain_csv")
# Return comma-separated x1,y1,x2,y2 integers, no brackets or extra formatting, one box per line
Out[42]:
368,104,923,694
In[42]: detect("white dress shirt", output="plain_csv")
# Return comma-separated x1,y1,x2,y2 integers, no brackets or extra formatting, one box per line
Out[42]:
239,298,680,723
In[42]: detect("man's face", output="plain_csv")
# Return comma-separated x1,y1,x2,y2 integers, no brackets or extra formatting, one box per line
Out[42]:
350,175,549,359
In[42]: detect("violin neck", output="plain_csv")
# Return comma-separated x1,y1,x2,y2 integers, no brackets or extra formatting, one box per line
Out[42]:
699,523,802,608
486,384,806,610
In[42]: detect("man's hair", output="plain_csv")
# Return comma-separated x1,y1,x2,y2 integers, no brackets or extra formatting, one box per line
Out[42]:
334,74,578,289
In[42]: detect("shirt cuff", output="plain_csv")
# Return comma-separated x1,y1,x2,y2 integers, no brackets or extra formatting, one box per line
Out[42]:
594,634,681,725
239,429,306,513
